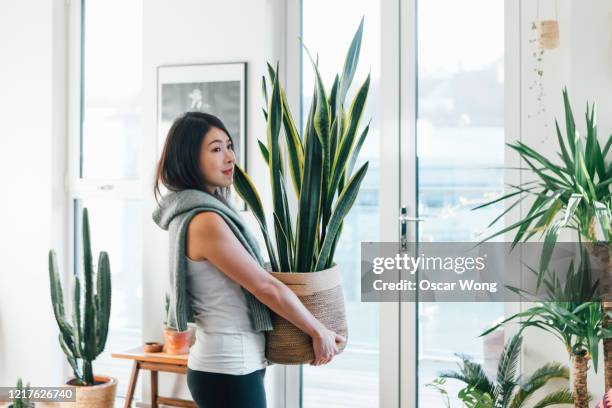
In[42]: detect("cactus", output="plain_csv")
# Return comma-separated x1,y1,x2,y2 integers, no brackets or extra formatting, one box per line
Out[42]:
48,208,112,386
10,378,30,408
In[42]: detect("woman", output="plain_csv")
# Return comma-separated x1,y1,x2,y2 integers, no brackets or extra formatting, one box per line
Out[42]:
153,111,345,408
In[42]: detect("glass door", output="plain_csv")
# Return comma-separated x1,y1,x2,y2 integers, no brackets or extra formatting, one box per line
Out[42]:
297,0,506,406
412,0,506,406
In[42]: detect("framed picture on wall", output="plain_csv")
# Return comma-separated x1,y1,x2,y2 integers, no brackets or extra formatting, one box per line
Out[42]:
157,62,247,210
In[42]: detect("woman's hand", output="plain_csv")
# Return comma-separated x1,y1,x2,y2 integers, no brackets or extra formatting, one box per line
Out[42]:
310,327,346,366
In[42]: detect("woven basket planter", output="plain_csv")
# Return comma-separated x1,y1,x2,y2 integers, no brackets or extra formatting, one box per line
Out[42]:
265,264,348,364
58,375,117,408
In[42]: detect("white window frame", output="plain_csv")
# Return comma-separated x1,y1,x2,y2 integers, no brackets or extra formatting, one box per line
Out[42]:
66,0,144,399
67,0,143,203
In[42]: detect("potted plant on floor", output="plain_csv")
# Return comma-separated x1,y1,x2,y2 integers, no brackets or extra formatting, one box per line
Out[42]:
7,378,32,408
480,251,611,408
233,19,371,364
474,87,612,391
48,208,117,407
429,334,575,407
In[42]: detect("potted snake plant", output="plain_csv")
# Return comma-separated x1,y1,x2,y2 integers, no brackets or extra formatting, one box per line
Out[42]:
233,19,370,364
474,88,612,391
48,208,117,407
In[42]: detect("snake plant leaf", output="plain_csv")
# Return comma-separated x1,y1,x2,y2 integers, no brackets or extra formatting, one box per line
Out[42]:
329,74,370,206
347,120,371,178
262,75,269,106
295,93,324,272
258,139,270,165
336,17,364,110
278,168,295,267
267,63,292,271
329,74,339,126
233,164,280,272
273,211,293,272
315,161,369,271
265,62,304,198
280,88,304,197
266,62,276,84
304,44,331,191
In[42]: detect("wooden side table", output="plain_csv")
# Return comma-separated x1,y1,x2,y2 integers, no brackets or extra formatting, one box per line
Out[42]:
112,346,196,408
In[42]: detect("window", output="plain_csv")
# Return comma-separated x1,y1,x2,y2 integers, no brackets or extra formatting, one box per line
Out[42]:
69,0,143,398
415,0,505,406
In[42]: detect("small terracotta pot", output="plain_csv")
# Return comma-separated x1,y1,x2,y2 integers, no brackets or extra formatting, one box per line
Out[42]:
144,342,163,353
163,327,193,354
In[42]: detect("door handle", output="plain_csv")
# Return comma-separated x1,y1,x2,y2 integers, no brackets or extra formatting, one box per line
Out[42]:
399,206,424,250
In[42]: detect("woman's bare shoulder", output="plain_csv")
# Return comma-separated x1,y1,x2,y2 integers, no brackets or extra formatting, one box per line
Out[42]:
186,212,231,261
189,211,228,236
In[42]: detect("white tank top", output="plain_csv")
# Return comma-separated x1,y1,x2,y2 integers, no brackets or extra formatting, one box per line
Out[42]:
185,257,267,375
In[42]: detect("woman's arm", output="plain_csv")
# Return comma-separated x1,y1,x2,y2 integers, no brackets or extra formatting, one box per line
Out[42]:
187,212,345,365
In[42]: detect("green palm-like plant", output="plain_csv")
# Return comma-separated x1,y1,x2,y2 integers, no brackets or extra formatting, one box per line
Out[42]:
48,208,112,386
473,87,612,394
474,87,611,278
430,334,574,408
233,19,370,273
481,252,611,408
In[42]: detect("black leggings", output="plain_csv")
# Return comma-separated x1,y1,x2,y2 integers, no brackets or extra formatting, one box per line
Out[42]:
186,367,267,408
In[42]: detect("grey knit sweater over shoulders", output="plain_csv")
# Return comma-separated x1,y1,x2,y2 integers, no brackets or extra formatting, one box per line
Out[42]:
152,189,273,333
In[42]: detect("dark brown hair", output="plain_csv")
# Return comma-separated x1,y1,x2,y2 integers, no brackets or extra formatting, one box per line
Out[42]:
154,111,234,204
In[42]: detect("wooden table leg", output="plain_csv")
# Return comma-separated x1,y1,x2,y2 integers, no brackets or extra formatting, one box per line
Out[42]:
151,370,158,408
124,361,140,408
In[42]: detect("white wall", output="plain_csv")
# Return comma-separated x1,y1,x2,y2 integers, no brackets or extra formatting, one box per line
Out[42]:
0,0,68,387
141,0,284,404
514,0,612,404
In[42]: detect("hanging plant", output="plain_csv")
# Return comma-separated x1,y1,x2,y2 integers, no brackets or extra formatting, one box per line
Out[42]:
528,0,560,128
